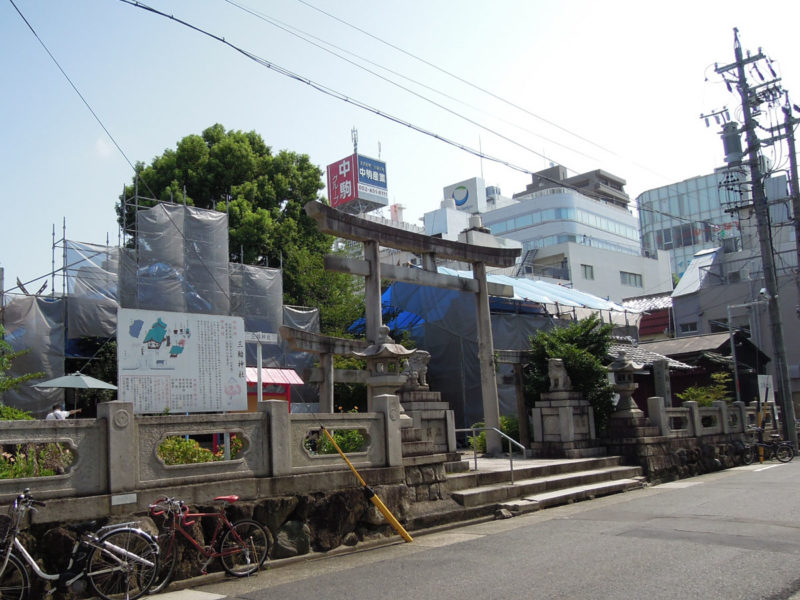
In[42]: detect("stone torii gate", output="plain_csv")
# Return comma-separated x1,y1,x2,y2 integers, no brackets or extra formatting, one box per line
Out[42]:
304,201,520,455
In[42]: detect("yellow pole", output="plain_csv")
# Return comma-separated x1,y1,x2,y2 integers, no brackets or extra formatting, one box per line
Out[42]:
321,426,413,543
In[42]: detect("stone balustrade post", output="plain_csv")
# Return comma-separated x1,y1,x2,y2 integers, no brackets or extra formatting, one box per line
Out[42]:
683,400,701,436
712,400,729,434
97,401,137,510
647,396,668,436
259,400,290,476
371,394,402,467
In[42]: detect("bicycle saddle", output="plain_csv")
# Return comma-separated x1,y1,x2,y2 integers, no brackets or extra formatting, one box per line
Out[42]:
213,495,239,503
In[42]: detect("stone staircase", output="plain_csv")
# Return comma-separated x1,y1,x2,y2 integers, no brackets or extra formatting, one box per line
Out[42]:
405,455,645,530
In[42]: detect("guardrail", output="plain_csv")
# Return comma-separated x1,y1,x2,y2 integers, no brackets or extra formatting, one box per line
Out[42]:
455,427,526,484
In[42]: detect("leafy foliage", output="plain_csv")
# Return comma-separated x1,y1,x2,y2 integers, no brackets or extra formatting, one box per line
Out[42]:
315,428,367,454
116,124,363,335
157,435,243,465
0,403,34,421
0,443,74,479
0,324,44,397
467,415,520,453
675,372,734,406
524,314,615,433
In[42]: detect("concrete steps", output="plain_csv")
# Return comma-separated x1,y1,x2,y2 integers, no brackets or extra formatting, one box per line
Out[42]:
404,455,644,530
450,465,642,507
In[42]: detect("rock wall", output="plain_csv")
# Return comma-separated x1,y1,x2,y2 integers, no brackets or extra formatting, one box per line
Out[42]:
605,434,745,484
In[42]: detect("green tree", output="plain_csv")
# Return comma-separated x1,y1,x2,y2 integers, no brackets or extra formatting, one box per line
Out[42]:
0,324,43,398
524,314,615,432
116,124,363,334
675,372,733,406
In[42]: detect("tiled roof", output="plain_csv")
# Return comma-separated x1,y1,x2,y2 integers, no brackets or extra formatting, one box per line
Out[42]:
639,333,732,357
621,293,673,312
608,342,694,370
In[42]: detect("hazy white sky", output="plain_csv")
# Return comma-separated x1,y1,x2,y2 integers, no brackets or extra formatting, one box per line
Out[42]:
2,0,799,293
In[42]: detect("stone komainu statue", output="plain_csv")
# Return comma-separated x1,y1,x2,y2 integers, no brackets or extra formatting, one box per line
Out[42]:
547,357,572,391
401,350,430,390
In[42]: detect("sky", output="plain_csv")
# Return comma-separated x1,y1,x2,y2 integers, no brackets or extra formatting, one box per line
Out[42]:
2,0,799,295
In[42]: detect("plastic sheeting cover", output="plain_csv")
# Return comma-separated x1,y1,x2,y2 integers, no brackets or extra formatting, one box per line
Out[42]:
119,204,231,314
2,296,65,417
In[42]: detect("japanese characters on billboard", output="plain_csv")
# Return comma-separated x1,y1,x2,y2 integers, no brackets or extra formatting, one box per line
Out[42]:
117,308,247,414
356,154,388,206
326,153,388,212
327,154,357,209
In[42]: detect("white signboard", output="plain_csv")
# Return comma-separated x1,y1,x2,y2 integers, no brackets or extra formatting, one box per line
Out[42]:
118,308,247,414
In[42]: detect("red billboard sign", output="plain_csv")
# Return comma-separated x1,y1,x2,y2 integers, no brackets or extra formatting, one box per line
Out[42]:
326,154,357,208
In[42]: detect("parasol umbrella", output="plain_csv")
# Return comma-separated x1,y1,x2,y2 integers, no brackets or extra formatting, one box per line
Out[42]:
33,373,117,414
34,373,117,390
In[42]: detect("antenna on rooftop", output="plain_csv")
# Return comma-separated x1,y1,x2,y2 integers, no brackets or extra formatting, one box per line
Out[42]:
351,126,358,154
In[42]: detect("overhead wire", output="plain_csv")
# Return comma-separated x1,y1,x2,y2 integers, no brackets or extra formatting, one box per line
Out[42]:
224,0,600,165
294,0,671,182
7,0,231,304
294,0,617,158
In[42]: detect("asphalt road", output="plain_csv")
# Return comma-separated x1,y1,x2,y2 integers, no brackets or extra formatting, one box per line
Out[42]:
154,461,800,600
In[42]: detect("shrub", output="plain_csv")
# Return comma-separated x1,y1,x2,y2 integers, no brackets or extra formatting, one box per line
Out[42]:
0,443,74,479
467,415,520,454
157,435,243,465
0,403,34,421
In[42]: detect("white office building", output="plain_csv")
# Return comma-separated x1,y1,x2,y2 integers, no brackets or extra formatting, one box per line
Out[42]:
423,166,673,303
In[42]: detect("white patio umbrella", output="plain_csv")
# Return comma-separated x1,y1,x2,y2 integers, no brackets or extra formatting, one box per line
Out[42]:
34,373,117,390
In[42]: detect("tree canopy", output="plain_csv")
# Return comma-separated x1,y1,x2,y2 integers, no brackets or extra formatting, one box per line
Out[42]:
116,124,362,334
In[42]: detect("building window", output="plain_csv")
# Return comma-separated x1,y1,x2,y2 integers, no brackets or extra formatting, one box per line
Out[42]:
679,322,698,333
581,264,594,280
620,271,643,287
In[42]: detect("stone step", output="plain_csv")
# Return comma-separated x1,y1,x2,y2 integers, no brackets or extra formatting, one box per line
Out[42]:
497,478,644,514
401,428,425,442
402,440,435,457
403,453,449,467
444,460,470,474
450,466,643,507
445,455,628,491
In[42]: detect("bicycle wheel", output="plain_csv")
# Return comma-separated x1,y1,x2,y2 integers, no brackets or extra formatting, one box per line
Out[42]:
742,444,755,465
87,528,158,600
219,520,269,577
0,552,29,600
148,530,178,594
776,443,794,463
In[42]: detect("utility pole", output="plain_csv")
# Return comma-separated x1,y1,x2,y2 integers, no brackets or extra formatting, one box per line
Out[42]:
782,96,800,314
715,28,797,445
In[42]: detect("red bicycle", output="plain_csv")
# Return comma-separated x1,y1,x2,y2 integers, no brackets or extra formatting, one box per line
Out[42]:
148,495,269,594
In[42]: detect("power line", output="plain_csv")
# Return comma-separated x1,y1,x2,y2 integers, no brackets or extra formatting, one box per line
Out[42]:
8,0,140,181
119,0,542,178
225,0,600,165
295,0,620,159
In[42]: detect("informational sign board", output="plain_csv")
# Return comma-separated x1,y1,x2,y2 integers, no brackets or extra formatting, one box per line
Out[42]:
118,308,247,414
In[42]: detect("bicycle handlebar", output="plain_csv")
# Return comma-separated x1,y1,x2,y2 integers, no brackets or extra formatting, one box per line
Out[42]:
13,488,46,510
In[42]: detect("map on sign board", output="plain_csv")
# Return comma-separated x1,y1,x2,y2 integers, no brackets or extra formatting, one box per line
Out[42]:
118,308,247,414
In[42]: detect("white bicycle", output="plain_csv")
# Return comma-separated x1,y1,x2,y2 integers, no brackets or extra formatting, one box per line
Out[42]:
0,488,159,599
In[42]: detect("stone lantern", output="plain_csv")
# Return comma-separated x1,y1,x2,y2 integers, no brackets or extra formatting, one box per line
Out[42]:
609,351,646,417
351,325,415,412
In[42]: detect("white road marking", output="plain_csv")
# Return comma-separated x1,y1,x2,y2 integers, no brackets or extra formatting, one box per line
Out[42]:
149,591,226,599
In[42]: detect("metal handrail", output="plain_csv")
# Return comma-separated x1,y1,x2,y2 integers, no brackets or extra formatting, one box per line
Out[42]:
455,427,526,484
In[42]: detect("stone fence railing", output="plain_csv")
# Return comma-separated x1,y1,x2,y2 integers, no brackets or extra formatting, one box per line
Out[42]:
0,396,404,510
646,398,780,438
